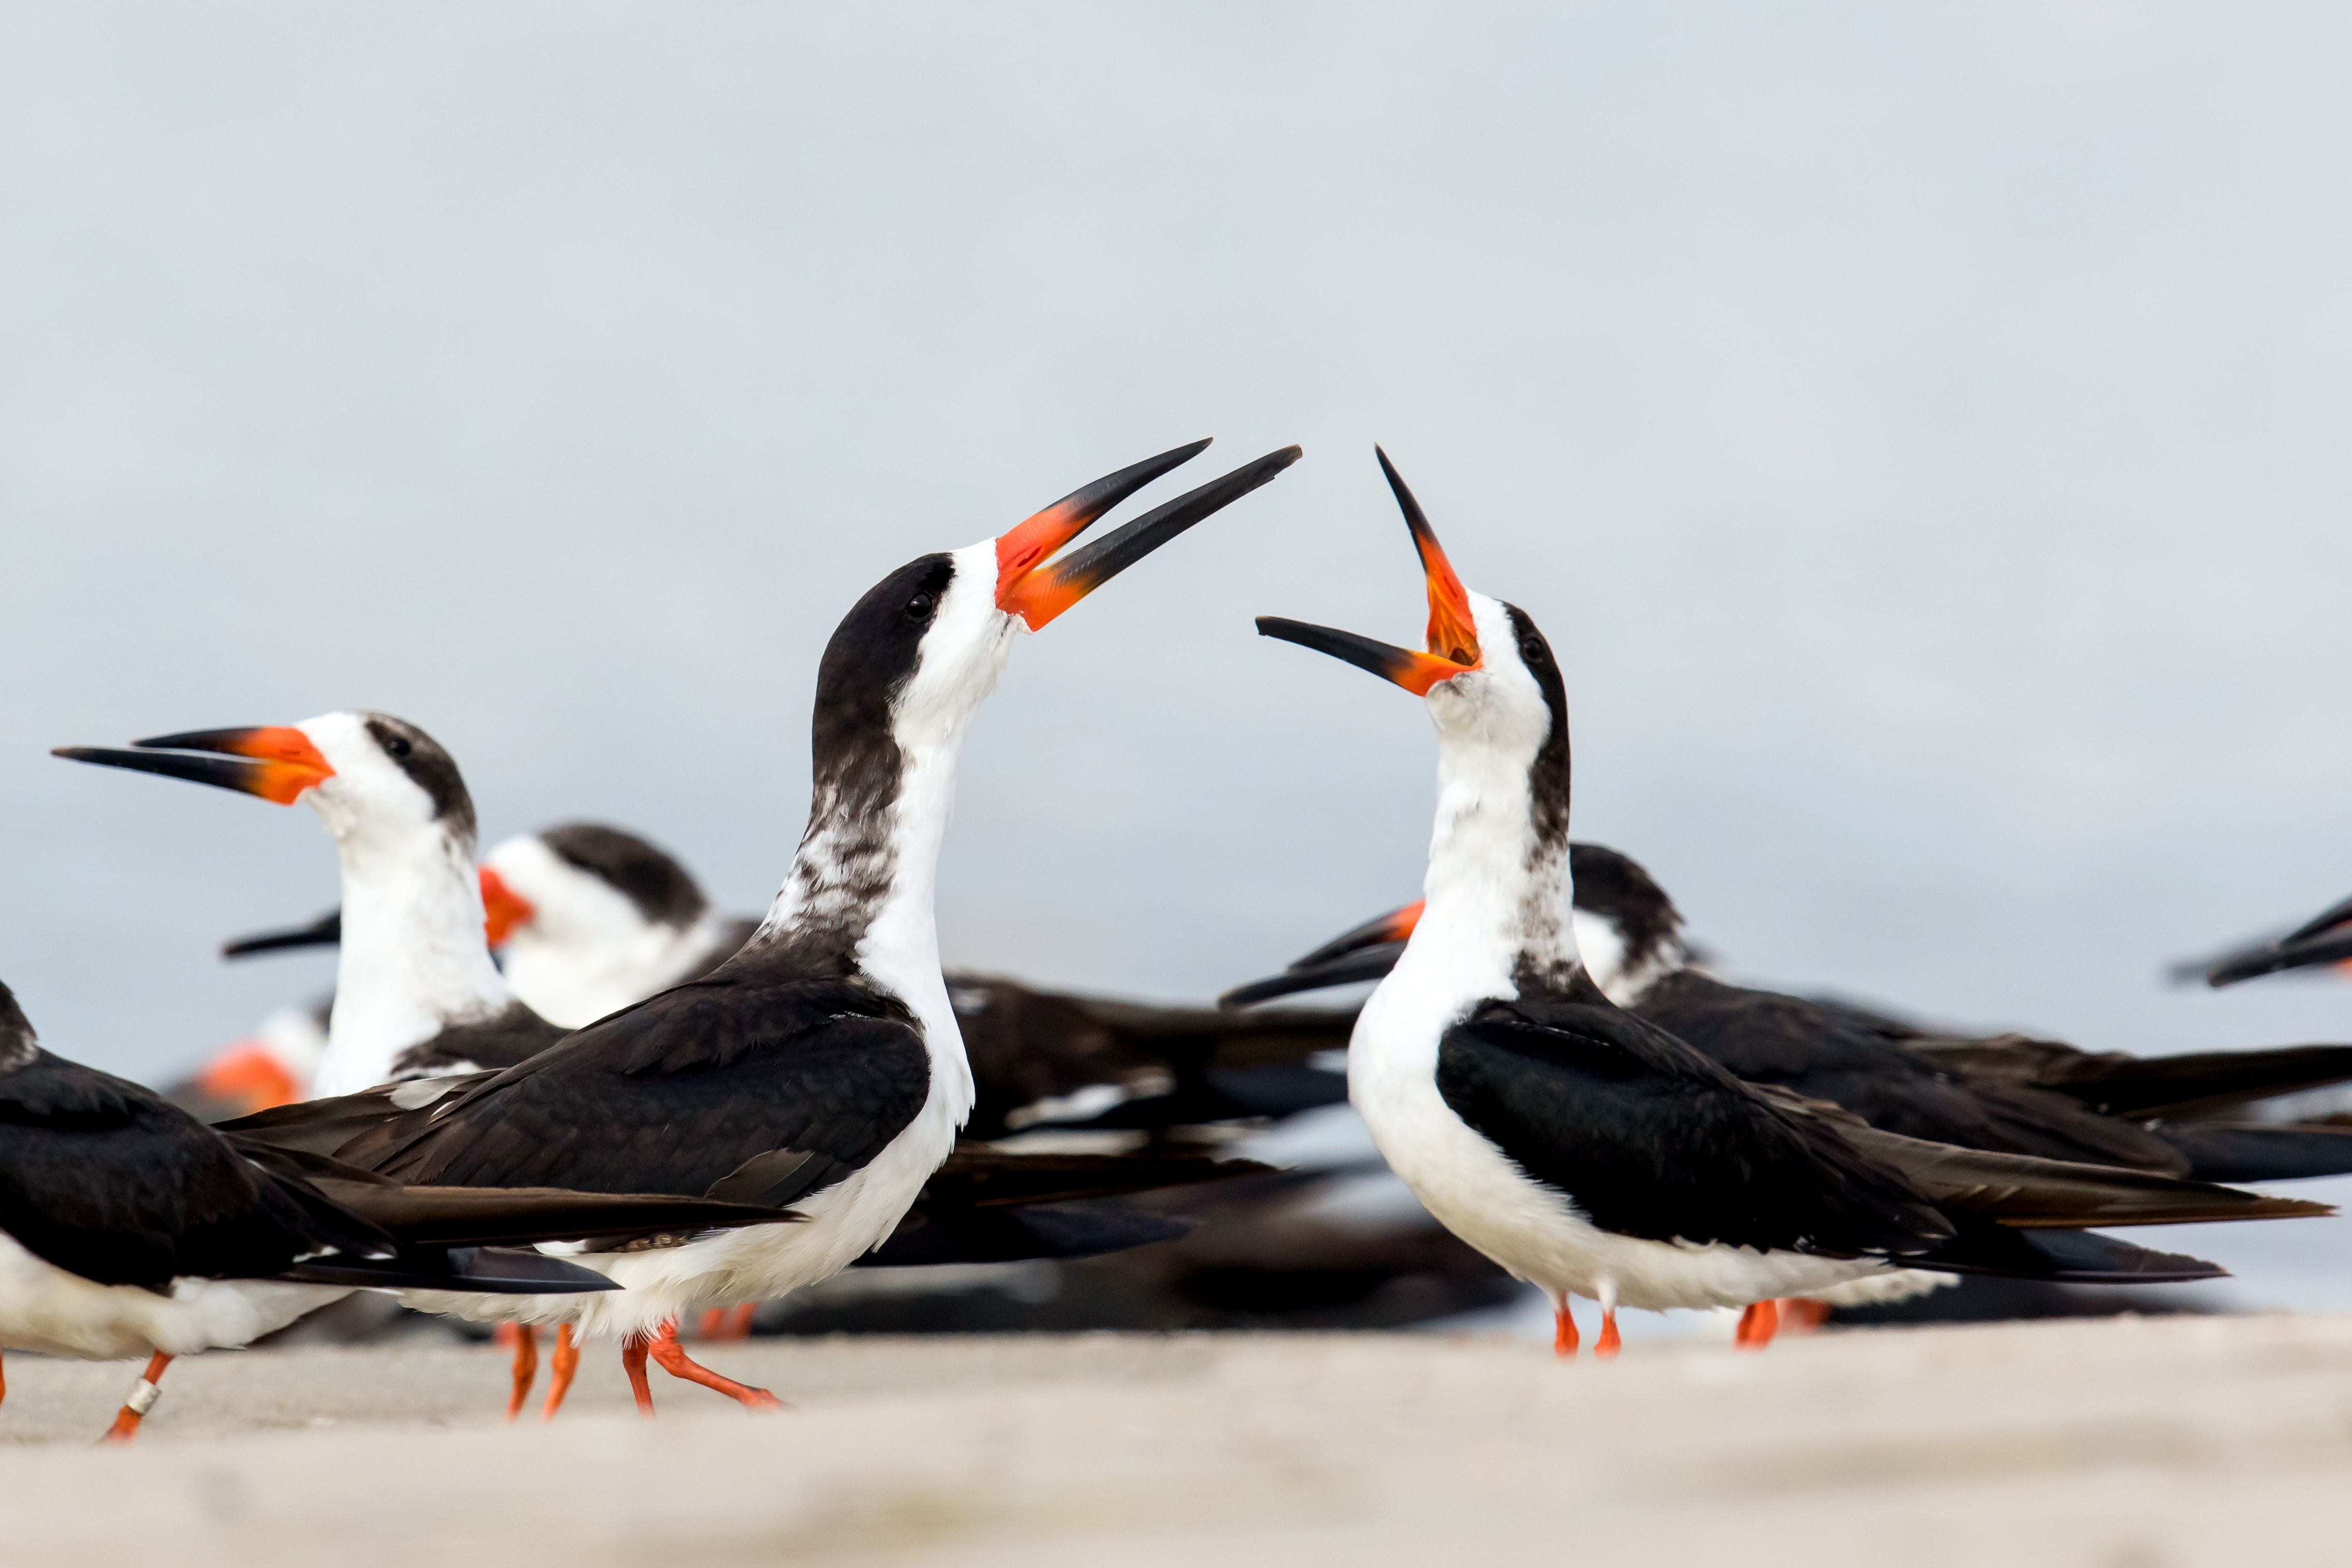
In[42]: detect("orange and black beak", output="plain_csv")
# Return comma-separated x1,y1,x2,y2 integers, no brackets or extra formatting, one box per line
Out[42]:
479,866,535,948
54,726,335,804
996,440,1303,630
1256,446,1481,692
1293,899,1427,968
1219,900,1424,1008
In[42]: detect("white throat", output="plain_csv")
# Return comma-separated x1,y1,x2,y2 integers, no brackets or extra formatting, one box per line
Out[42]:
1382,716,1575,1027
317,818,511,1097
1373,594,1580,1036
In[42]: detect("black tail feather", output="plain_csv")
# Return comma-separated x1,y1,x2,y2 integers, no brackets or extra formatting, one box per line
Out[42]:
1917,1223,2228,1284
922,1144,1273,1209
1910,1038,2352,1120
2156,1122,2352,1184
279,1245,617,1295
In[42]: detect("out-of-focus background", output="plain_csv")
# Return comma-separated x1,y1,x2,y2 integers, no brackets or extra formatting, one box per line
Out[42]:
8,5,2352,1312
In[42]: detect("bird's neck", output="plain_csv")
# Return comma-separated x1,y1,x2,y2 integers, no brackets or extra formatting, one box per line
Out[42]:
1387,729,1581,1019
749,705,972,1110
320,824,511,1096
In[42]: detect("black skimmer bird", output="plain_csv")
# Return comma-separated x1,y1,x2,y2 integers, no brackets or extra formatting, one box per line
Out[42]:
1250,447,2330,1356
96,439,1302,1414
57,715,563,1096
0,979,790,1439
223,819,1358,1139
1228,846,2352,1186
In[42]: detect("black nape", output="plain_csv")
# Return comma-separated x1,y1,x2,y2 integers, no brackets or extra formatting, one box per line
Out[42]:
362,714,478,843
540,823,712,930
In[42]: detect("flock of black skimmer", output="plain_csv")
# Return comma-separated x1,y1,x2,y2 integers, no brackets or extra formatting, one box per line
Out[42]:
11,437,2352,1441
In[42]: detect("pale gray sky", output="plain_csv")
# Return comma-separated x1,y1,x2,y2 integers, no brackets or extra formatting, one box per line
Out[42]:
9,0,2352,1197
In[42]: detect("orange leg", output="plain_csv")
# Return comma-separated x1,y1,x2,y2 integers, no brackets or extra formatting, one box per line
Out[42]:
503,1324,539,1421
1552,1301,1579,1359
541,1325,580,1422
646,1318,784,1412
1735,1299,1780,1351
695,1302,759,1341
100,1353,172,1444
1779,1298,1832,1334
1594,1308,1621,1360
2,1346,8,1407
621,1332,655,1418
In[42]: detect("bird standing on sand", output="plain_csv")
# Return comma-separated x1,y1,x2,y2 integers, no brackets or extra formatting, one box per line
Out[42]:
152,440,1301,1414
1253,448,2328,1356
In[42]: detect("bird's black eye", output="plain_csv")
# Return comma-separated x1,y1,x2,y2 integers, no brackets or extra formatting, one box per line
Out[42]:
905,591,936,623
1520,637,1547,666
384,735,413,758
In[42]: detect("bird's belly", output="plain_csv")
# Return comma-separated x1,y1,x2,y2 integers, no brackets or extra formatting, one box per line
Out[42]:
0,1232,342,1359
1354,1070,1889,1312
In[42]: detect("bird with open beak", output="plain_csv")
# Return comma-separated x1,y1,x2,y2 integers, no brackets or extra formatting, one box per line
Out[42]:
70,440,1302,1415
1254,447,2327,1357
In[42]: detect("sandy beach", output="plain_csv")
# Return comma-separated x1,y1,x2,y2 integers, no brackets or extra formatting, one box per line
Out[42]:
2,1316,2345,1567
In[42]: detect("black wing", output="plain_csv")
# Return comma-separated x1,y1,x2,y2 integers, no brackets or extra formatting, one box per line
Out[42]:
1634,970,2191,1173
947,972,1355,1139
2143,1121,2352,1185
217,1075,494,1156
390,1001,567,1079
0,1048,388,1288
1910,1034,2352,1120
347,968,931,1207
1433,996,1955,1259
